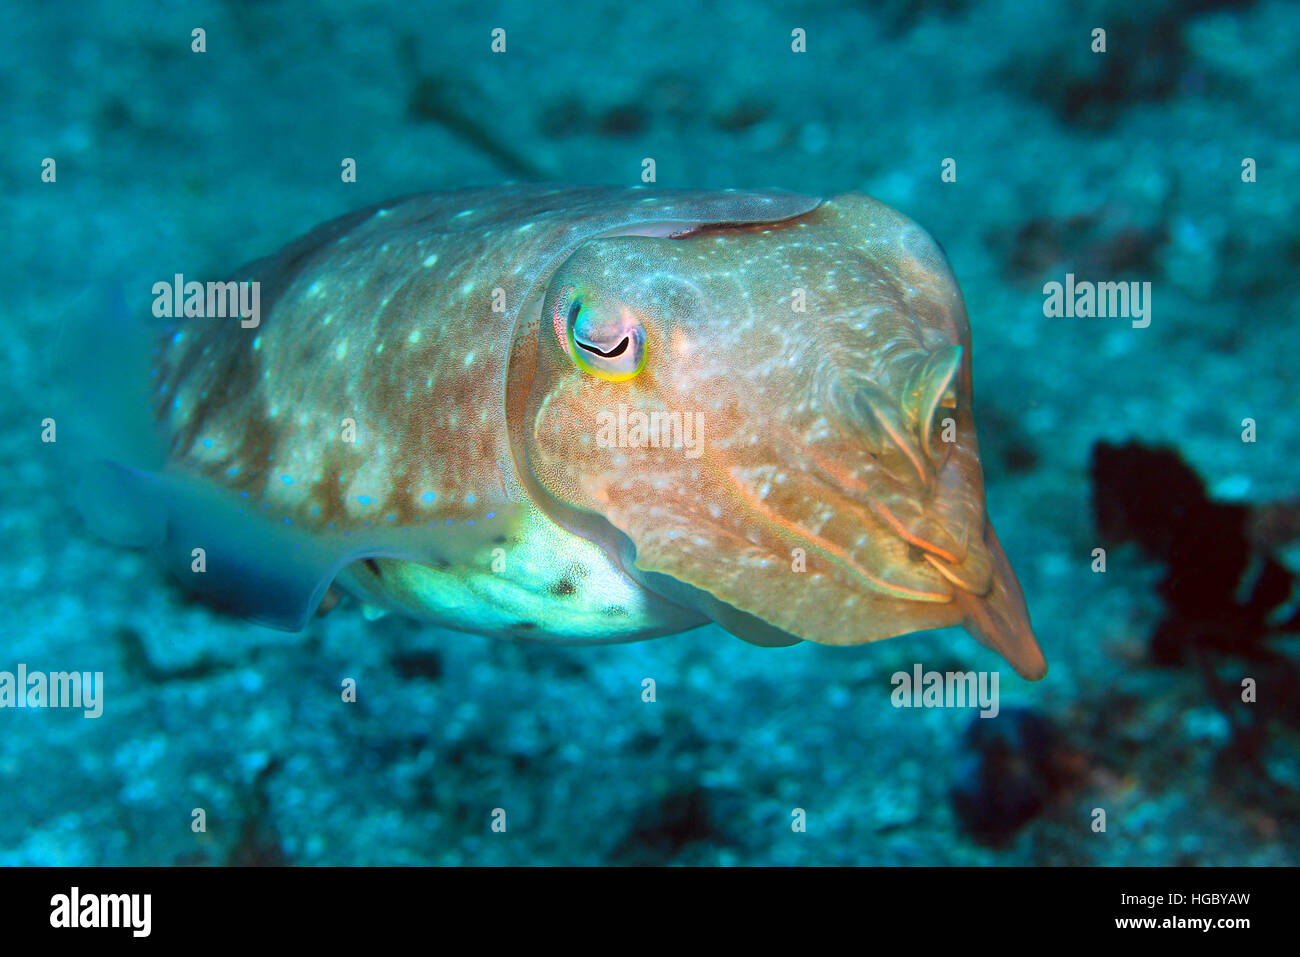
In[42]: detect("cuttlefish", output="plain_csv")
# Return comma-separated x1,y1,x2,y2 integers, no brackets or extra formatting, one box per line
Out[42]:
82,185,1047,679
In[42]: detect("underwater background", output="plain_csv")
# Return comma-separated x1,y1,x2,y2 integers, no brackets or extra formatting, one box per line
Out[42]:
3,0,1299,865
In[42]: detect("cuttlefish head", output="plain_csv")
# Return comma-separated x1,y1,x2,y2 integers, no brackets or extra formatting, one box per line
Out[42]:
522,194,1046,679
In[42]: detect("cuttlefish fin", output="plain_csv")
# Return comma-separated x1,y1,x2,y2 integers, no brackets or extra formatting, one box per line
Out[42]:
76,461,428,631
62,290,401,632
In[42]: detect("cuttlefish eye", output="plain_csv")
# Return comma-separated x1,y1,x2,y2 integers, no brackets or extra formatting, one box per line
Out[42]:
554,286,646,382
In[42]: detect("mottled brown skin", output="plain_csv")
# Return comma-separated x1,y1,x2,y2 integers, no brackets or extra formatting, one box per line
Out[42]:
144,185,1044,677
525,194,1045,678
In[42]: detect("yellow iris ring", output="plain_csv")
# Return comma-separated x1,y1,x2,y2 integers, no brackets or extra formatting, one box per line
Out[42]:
568,322,646,382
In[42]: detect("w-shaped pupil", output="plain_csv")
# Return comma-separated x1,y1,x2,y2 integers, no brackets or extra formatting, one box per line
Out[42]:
576,336,629,359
